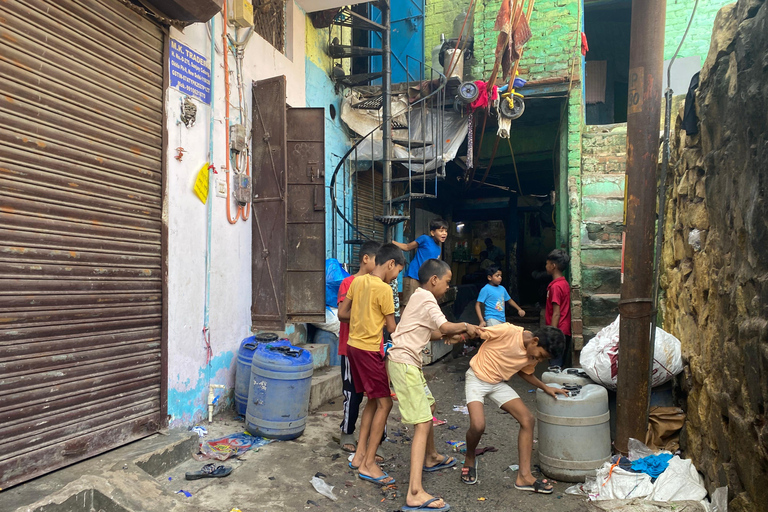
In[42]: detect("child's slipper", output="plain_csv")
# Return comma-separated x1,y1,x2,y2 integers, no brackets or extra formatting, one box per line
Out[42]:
401,497,451,511
514,477,554,494
460,460,478,485
185,464,233,480
432,417,447,426
358,471,395,485
339,433,357,452
423,455,457,472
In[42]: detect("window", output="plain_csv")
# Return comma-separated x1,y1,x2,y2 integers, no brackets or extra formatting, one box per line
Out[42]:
254,0,286,53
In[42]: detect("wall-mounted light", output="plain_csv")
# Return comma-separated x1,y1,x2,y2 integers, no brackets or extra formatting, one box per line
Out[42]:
456,222,464,233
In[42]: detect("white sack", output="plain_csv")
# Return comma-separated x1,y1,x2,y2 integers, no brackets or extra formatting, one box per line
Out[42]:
581,315,683,390
649,456,707,502
594,462,655,501
311,307,340,336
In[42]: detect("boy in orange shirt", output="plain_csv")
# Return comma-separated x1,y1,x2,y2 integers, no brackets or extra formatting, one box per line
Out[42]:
338,244,404,485
460,324,567,494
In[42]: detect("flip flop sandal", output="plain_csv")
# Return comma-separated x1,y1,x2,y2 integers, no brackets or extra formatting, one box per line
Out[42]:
423,455,457,472
460,460,478,485
358,471,395,485
515,477,554,494
401,497,451,511
185,463,233,480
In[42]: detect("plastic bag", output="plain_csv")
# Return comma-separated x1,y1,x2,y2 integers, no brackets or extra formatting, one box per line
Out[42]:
310,476,337,501
325,259,350,308
628,438,657,461
311,307,340,336
581,315,683,390
711,486,728,512
649,456,707,502
594,461,654,500
565,476,599,496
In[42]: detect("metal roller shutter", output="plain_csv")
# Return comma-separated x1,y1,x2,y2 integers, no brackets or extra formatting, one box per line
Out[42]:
0,0,166,489
354,168,385,242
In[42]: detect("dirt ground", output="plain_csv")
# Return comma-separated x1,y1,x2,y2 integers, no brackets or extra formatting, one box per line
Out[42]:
159,351,589,512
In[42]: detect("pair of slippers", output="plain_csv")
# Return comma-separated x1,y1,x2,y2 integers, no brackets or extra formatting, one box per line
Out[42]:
185,463,232,480
461,461,552,493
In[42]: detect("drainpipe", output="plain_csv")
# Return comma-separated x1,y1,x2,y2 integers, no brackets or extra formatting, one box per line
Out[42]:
615,0,667,454
381,0,392,241
204,14,216,387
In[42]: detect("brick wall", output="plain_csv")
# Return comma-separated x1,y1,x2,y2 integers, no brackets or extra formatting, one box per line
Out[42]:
663,0,732,62
424,0,473,55
472,0,581,83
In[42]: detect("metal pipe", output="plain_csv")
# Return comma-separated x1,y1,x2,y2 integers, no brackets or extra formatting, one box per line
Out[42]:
381,0,392,241
615,0,667,454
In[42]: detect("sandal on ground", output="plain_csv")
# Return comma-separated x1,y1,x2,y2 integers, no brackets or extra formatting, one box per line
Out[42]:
185,463,233,480
460,461,478,485
514,477,554,494
339,433,356,452
401,497,451,511
358,471,395,485
423,455,457,472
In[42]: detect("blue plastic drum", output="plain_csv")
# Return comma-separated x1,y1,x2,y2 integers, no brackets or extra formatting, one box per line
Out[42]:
246,340,313,440
234,337,258,416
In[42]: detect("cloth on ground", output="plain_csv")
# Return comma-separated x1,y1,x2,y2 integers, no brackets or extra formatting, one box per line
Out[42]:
196,432,272,461
631,453,674,478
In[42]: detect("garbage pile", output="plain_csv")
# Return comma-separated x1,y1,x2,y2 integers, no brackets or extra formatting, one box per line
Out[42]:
565,438,727,511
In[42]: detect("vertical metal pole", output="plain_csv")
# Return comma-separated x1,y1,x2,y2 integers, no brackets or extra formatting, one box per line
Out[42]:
615,0,667,454
381,0,392,241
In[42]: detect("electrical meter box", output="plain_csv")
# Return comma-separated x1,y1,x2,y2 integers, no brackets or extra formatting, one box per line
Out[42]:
233,173,252,206
231,0,253,28
229,124,247,152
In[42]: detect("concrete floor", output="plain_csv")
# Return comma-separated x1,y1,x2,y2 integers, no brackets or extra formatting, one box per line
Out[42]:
4,351,589,512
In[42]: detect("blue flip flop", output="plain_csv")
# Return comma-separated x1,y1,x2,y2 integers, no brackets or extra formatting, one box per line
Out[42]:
423,455,457,472
349,462,358,470
401,497,451,511
358,471,395,485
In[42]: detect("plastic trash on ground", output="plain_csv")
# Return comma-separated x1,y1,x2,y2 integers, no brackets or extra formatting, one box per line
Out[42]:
310,476,338,501
628,437,658,461
580,315,683,389
649,456,707,502
711,487,728,512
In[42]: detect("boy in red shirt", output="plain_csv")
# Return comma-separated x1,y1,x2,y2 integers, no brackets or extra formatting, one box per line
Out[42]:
337,241,381,455
545,249,572,367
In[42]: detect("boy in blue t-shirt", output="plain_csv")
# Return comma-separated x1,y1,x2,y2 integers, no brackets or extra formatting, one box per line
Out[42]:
393,218,449,308
475,265,526,327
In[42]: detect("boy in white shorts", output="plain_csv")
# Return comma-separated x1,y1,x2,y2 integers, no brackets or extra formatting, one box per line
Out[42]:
460,324,567,494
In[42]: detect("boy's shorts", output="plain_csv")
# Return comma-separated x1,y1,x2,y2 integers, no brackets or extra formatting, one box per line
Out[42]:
485,318,504,327
386,360,434,424
348,346,390,399
402,277,419,306
465,367,519,407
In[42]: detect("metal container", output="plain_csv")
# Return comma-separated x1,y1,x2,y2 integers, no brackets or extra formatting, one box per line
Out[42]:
542,367,595,387
536,383,612,482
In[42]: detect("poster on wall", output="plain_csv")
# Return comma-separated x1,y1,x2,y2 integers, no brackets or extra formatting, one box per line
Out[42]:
169,39,212,105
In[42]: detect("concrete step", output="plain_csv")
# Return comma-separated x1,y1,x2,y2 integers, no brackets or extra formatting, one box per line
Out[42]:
583,293,620,319
309,366,342,412
582,266,621,295
582,173,626,198
302,343,329,369
581,244,623,267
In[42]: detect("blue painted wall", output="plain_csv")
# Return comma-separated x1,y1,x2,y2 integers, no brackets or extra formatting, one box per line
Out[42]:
369,0,426,84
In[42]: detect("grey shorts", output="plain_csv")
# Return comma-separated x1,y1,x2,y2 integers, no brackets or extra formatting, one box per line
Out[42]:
465,367,520,407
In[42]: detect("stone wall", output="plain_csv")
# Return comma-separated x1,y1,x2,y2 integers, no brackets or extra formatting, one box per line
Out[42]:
660,1,768,511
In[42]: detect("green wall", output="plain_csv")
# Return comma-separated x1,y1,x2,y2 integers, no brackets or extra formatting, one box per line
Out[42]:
663,0,732,62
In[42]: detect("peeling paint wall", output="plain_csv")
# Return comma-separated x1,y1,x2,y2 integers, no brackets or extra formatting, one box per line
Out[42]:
165,3,307,427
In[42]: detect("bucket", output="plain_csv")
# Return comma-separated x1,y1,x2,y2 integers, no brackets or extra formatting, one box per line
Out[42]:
234,336,258,416
246,340,313,440
536,383,612,482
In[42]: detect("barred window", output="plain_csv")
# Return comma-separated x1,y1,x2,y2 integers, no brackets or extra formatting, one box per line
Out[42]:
254,0,286,53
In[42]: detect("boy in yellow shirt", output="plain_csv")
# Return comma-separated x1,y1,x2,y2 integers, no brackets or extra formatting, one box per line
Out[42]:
387,259,481,511
338,243,404,485
460,324,567,494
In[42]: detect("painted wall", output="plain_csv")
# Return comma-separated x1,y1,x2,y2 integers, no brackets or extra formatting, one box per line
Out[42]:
425,0,473,53
663,0,732,62
305,18,354,263
165,2,307,427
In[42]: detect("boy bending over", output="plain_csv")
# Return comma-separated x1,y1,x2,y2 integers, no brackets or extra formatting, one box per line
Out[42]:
461,324,566,494
338,243,404,485
387,259,480,511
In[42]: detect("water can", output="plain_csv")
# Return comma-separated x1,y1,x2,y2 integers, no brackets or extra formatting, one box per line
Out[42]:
536,383,611,482
542,367,594,387
246,340,313,440
234,336,258,416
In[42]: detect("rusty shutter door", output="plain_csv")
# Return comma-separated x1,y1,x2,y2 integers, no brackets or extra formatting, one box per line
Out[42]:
286,108,326,323
251,76,287,329
354,168,386,242
0,0,165,489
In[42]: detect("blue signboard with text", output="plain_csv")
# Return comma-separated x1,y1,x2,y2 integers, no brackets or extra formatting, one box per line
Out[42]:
169,39,212,105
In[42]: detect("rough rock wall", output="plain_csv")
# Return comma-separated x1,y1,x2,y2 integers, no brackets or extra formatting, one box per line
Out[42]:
660,2,768,511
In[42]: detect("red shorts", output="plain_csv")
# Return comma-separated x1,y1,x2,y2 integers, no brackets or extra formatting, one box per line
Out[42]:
347,346,390,399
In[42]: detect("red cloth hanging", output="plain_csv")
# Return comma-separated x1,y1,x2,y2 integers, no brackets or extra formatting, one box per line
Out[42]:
581,32,589,56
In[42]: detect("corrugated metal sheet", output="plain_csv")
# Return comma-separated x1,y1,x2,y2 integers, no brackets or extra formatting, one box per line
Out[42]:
354,168,385,242
0,0,165,489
